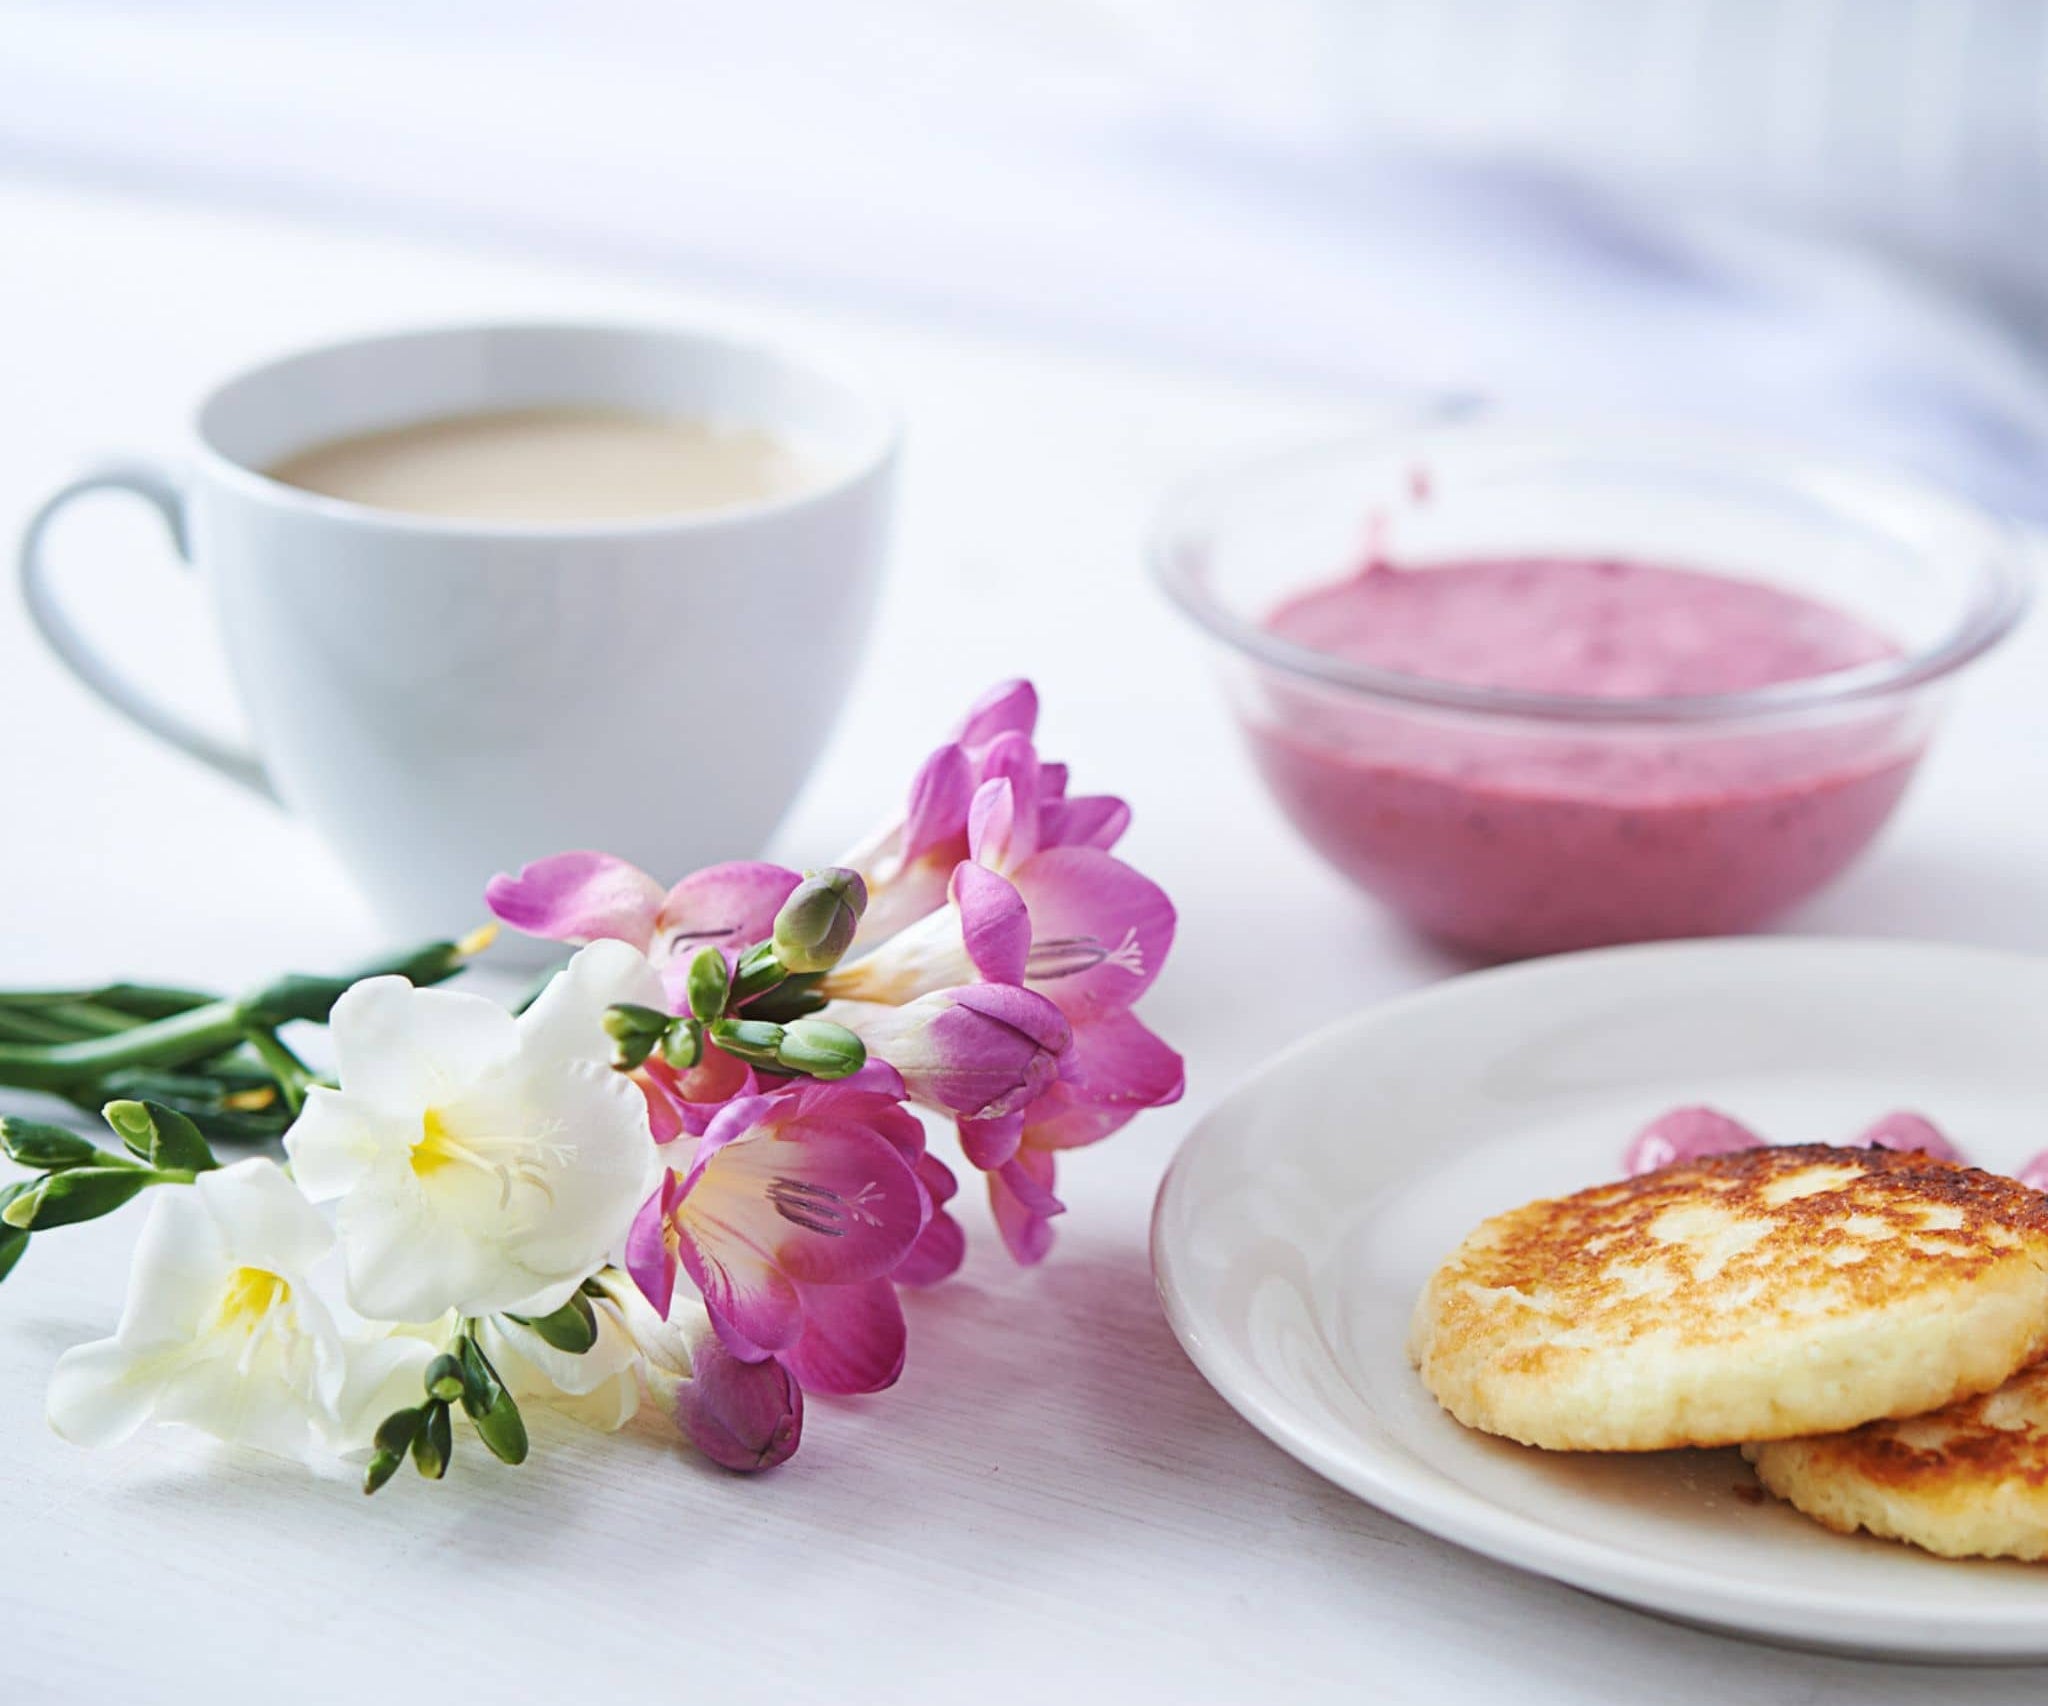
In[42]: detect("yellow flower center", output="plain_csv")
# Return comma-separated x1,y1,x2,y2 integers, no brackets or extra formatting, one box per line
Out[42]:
215,1266,290,1331
413,1107,466,1179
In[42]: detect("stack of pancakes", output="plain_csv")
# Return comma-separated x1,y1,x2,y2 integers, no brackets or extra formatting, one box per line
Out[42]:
1410,1144,2048,1560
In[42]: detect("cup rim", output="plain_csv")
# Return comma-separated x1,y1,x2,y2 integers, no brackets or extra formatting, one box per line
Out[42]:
190,318,902,541
1150,411,2034,726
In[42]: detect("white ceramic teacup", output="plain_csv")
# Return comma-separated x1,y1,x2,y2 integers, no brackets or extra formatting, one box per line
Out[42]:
18,322,898,941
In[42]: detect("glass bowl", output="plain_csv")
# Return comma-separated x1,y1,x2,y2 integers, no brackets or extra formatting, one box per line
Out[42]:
1153,414,2031,960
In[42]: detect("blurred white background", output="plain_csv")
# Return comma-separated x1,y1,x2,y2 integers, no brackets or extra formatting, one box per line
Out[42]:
3,0,2047,515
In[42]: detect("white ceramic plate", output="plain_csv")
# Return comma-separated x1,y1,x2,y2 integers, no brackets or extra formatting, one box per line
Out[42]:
1153,938,2048,1662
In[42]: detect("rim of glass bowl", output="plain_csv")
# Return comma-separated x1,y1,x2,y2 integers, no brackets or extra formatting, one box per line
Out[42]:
1149,417,2035,727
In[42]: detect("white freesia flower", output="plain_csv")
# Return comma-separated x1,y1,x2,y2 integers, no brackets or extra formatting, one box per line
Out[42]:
46,1159,419,1469
284,940,665,1324
478,1270,696,1432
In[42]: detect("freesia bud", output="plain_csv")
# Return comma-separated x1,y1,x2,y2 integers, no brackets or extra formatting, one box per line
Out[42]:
412,1401,453,1480
102,1099,217,1173
775,1018,867,1081
425,1355,466,1404
3,1166,154,1230
362,1448,404,1495
508,1290,599,1355
674,1331,803,1471
729,941,787,1006
709,1017,787,1068
602,1002,671,1070
0,1117,104,1171
660,1017,704,1073
456,1335,530,1465
771,868,869,975
830,985,1069,1121
685,948,731,1022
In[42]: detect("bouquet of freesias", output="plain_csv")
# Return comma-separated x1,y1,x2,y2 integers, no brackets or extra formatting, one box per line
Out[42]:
0,681,1181,1487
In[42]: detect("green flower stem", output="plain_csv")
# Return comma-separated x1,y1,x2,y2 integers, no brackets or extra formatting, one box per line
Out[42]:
0,1008,95,1046
0,1000,250,1093
242,1027,314,1115
0,938,477,1098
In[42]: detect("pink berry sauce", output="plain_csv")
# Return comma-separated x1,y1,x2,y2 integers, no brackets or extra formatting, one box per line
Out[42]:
1252,557,1920,958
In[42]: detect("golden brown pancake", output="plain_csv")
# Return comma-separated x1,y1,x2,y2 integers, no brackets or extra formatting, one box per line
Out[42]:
1746,1361,2048,1560
1410,1145,2048,1451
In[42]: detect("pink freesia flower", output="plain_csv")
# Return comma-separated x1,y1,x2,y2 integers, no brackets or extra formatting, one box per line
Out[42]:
896,1152,967,1287
2016,1152,2048,1193
979,1009,1185,1261
838,681,1131,950
673,1327,803,1471
824,985,1070,1129
485,853,801,986
626,1065,929,1396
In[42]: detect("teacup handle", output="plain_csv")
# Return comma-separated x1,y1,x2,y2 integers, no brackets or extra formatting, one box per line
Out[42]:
19,458,277,802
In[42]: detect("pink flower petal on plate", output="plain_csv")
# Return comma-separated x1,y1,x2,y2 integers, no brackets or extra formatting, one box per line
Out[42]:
485,851,664,947
1622,1107,1764,1177
779,1277,908,1396
1012,848,1175,1019
1847,1111,1963,1161
675,1333,803,1471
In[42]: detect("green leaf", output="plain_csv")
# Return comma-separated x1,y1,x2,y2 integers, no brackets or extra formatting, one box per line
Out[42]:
2,1167,154,1230
509,1290,599,1355
101,1100,218,1173
0,1117,105,1170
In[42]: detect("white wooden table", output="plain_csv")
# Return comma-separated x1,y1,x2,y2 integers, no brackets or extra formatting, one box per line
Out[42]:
3,175,2046,1705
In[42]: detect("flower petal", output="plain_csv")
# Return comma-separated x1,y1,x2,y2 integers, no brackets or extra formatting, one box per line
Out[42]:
486,851,665,948
1013,848,1175,1019
516,939,668,1067
652,862,803,970
327,976,522,1117
989,1149,1064,1266
780,1277,907,1395
901,742,975,863
1044,793,1131,853
953,861,1030,984
955,678,1038,749
1022,1011,1184,1151
673,1332,803,1470
895,1154,967,1288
